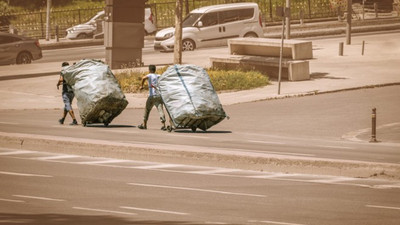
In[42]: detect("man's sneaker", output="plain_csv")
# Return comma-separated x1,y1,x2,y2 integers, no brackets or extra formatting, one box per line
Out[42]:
138,124,147,129
70,120,78,125
58,118,64,124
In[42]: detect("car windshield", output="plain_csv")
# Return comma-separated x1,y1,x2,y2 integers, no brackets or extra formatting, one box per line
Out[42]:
182,13,202,27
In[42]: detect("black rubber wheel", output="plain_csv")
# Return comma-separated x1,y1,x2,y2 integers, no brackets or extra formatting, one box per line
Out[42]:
77,33,88,39
16,52,32,64
244,32,258,38
191,126,197,132
182,39,195,51
104,122,109,127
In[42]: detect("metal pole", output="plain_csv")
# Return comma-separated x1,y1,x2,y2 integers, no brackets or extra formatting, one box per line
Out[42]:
46,0,51,41
278,15,285,95
346,0,352,45
370,108,377,142
374,3,378,18
285,0,290,39
339,42,344,56
362,40,365,55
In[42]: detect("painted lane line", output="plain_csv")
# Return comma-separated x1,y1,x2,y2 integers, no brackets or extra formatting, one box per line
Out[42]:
120,206,188,215
13,195,65,202
0,122,19,125
76,159,128,165
247,174,296,179
366,205,400,211
189,169,241,175
249,220,306,225
315,145,354,150
128,182,266,198
0,150,35,156
133,164,184,169
0,171,52,178
310,177,357,184
0,198,25,203
34,155,79,160
248,140,285,145
73,207,137,215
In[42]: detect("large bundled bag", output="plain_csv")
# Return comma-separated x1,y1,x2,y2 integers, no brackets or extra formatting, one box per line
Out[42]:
157,64,226,131
61,59,128,126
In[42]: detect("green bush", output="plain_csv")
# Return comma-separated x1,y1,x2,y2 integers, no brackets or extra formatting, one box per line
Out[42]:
114,68,269,94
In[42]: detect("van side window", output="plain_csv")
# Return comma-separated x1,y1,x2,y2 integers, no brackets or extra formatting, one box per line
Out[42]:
238,8,254,20
0,36,21,44
200,12,218,27
219,10,238,24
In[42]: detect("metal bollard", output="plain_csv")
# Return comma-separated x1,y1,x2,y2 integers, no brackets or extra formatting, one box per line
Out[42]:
362,40,365,55
339,42,344,56
370,108,378,143
55,25,59,42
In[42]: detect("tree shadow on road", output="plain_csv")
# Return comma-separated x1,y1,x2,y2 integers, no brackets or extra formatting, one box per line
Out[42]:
0,213,238,225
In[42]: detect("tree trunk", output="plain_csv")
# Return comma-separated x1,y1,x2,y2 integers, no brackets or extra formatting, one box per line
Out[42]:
174,0,183,64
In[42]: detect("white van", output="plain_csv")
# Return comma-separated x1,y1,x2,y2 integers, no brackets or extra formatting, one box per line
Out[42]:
154,2,264,51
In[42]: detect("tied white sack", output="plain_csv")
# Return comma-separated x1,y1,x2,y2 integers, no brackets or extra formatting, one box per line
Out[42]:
61,59,128,125
158,64,226,131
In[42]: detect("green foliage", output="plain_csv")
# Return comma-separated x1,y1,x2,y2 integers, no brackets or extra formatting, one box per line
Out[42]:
115,68,269,94
208,69,269,91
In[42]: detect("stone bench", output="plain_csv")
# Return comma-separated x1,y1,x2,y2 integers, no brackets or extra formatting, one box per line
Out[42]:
210,55,310,81
229,38,313,60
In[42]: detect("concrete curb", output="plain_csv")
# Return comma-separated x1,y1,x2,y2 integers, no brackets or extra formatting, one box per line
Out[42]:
1,132,399,180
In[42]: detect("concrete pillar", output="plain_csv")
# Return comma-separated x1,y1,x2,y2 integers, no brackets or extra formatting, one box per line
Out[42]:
104,0,145,69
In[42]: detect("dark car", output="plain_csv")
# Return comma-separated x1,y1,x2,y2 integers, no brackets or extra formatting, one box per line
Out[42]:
0,32,43,65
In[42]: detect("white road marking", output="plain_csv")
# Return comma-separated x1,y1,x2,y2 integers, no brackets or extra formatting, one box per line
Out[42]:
315,145,354,150
76,159,128,165
120,206,188,215
134,164,183,169
73,207,137,215
34,155,79,160
0,198,25,203
249,220,306,225
248,140,285,145
366,205,400,211
189,169,240,175
13,195,65,202
310,177,357,184
0,171,52,178
0,122,19,125
128,182,266,198
0,150,35,155
247,174,295,179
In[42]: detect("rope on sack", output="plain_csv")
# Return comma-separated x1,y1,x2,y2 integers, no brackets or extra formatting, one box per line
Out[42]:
174,65,199,117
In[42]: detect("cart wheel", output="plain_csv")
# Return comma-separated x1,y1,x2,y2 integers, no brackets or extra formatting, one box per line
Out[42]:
167,126,173,132
104,122,109,127
191,126,197,132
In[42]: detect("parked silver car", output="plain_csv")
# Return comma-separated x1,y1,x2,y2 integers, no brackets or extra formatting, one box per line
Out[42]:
66,8,157,39
0,32,43,65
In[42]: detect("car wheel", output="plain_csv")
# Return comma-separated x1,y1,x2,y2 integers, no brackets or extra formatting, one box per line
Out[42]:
244,32,258,38
182,39,195,51
16,52,32,64
77,33,88,39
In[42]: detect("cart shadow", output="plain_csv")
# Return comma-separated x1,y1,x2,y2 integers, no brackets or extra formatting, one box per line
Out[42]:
173,130,232,134
84,124,135,128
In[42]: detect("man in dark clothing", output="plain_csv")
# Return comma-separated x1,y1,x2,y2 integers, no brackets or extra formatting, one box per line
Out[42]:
56,62,78,125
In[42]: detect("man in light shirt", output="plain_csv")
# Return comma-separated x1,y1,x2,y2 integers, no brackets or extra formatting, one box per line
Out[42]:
138,65,166,130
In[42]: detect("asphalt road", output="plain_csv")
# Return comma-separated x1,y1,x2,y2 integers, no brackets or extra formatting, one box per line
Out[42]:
1,147,399,225
1,85,399,166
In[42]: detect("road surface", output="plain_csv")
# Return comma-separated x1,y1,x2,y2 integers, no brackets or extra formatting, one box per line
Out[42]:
1,147,399,225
